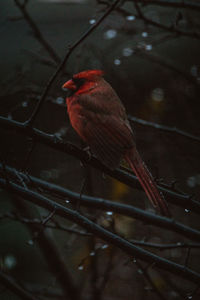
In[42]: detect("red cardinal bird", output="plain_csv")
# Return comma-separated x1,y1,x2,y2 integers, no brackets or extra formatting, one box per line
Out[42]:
62,70,170,217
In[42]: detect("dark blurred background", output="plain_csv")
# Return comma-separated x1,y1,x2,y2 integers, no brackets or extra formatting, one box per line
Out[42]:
0,0,200,299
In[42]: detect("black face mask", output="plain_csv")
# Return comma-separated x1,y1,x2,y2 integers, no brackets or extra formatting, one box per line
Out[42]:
66,77,86,97
73,77,86,90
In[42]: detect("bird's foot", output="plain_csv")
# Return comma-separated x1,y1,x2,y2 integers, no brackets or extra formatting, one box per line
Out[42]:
83,146,92,162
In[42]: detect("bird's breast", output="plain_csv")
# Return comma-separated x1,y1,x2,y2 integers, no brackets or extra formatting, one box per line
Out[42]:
67,97,87,140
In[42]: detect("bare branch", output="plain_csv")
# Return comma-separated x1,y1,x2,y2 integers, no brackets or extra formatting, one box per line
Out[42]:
14,0,61,64
130,239,200,250
0,270,40,300
133,1,200,39
0,177,200,285
135,0,200,11
11,195,80,300
134,260,168,300
1,167,200,243
128,115,200,143
0,212,91,236
0,116,199,214
2,212,200,248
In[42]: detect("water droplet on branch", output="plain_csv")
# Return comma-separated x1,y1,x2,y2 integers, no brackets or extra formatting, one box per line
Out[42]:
122,47,133,57
126,15,135,21
114,59,121,66
190,65,198,77
56,97,64,105
145,44,152,51
22,101,28,107
104,29,117,40
176,242,182,246
151,88,164,102
89,19,96,25
187,176,196,188
27,239,34,246
4,255,17,270
142,32,148,38
101,244,108,249
78,265,84,271
8,113,13,120
106,211,113,216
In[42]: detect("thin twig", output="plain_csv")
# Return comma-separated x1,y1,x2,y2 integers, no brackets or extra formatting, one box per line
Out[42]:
0,212,91,236
14,170,28,189
98,247,115,300
189,286,200,299
14,0,60,64
0,270,40,300
42,209,56,225
134,1,200,39
21,138,36,171
134,260,168,300
130,239,200,250
11,195,80,300
135,0,200,11
134,49,199,89
184,247,191,268
128,115,200,143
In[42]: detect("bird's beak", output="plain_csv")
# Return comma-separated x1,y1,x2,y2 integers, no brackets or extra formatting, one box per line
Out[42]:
62,79,76,91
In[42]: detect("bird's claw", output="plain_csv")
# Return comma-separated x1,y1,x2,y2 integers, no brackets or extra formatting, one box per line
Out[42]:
83,146,92,162
53,133,62,143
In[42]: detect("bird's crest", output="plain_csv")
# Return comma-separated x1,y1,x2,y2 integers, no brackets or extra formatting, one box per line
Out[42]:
73,70,104,81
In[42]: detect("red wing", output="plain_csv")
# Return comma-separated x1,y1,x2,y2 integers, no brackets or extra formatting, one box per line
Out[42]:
82,112,134,169
72,86,134,169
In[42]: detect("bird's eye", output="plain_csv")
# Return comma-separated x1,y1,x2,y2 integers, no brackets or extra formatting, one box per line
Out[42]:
72,77,86,88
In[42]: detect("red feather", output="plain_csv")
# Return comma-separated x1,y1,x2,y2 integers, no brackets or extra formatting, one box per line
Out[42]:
73,69,104,80
62,70,170,217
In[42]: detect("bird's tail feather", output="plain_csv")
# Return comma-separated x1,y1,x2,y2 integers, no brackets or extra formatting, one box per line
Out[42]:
125,149,170,217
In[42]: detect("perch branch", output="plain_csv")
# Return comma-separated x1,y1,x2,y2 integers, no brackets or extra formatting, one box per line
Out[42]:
0,116,199,213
